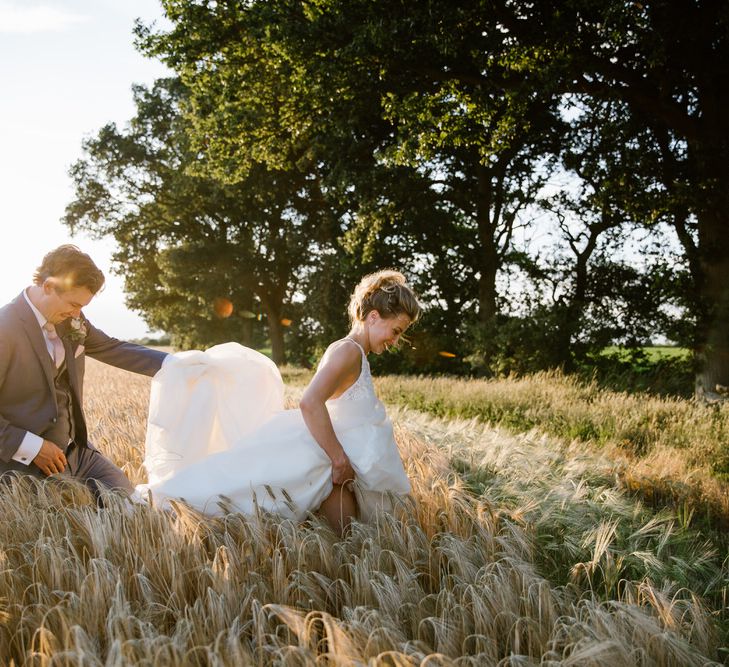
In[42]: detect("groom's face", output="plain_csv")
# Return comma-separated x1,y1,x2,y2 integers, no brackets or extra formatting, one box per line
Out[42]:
42,279,95,324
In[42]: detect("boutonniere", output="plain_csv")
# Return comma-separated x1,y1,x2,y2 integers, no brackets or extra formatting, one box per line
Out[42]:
63,317,88,343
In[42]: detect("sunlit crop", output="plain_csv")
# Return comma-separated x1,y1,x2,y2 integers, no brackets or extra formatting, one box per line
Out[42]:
0,359,725,664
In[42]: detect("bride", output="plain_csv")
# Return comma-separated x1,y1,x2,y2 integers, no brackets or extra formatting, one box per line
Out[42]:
135,270,421,534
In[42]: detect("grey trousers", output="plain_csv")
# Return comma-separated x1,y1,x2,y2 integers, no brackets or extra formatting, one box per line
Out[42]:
63,441,134,497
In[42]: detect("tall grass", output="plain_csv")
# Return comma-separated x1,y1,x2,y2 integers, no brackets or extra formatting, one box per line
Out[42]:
0,360,725,664
373,372,729,520
393,406,729,622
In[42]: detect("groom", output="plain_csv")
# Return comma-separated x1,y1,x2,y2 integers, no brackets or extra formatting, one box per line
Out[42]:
0,244,168,497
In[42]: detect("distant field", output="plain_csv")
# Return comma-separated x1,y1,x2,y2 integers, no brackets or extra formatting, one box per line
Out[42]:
601,345,691,360
0,359,725,664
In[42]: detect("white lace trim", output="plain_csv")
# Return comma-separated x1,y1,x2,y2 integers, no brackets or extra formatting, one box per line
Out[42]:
329,338,375,403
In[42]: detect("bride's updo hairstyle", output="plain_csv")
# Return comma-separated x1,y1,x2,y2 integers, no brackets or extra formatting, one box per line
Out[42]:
347,270,421,326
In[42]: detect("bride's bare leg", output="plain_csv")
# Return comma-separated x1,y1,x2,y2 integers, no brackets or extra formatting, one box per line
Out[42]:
320,484,357,536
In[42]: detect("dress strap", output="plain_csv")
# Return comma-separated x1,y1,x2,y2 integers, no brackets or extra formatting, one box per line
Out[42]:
342,337,366,357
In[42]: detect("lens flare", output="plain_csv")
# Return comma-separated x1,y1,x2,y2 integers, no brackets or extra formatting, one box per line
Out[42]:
213,297,234,318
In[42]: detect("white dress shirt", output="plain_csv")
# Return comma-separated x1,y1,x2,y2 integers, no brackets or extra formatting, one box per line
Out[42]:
12,289,57,465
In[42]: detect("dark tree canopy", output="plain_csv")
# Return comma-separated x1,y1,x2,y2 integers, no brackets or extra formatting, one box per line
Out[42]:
488,0,729,394
65,79,325,363
63,0,729,394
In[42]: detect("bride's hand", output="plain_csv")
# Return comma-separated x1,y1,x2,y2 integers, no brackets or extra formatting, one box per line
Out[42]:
331,453,355,486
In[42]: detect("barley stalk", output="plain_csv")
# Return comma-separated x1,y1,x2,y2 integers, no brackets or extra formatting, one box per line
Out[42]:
0,359,724,664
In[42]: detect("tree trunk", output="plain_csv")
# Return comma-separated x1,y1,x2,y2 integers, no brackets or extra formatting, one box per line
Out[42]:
478,257,499,325
239,293,254,347
694,209,729,400
557,220,605,371
258,287,287,366
476,166,499,326
268,317,286,366
262,303,285,366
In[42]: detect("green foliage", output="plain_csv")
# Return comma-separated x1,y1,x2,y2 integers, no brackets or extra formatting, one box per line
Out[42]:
136,0,566,340
64,78,333,362
61,0,729,390
130,335,171,347
580,347,694,398
491,0,729,392
464,310,568,377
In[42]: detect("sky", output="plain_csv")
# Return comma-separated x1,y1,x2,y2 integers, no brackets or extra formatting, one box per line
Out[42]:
0,0,171,339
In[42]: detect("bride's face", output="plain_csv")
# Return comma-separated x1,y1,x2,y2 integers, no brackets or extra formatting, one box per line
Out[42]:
366,311,411,354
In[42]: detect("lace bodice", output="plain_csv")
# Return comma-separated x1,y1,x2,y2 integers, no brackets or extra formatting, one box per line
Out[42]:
326,338,376,403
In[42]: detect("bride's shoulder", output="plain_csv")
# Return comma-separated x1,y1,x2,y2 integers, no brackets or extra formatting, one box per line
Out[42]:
319,338,361,369
327,337,360,352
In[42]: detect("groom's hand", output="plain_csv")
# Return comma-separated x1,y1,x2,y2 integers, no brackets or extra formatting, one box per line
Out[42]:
32,440,68,476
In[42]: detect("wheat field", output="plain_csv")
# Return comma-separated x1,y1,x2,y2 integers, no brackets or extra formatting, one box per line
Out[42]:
0,359,726,665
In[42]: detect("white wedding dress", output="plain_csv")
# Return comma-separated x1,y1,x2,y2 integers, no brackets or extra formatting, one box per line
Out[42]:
135,339,411,520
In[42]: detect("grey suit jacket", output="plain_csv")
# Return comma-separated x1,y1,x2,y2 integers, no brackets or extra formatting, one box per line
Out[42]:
0,291,168,475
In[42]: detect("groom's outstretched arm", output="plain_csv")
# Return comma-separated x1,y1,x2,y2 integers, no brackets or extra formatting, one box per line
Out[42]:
82,317,168,377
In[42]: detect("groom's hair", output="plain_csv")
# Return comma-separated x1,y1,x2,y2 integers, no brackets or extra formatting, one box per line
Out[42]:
33,245,105,294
